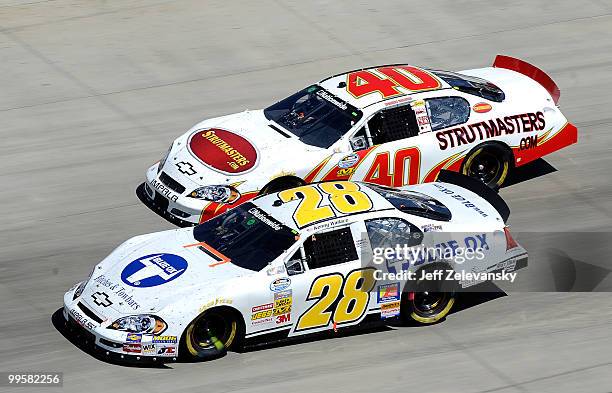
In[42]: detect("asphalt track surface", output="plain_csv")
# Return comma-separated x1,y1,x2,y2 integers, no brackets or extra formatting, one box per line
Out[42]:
1,1,612,392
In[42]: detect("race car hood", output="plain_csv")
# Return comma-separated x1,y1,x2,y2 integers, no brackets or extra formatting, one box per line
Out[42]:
80,228,250,315
163,110,327,190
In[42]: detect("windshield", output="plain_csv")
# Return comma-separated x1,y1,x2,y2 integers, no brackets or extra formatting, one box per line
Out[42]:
193,203,298,271
367,184,452,221
430,70,505,102
264,85,363,148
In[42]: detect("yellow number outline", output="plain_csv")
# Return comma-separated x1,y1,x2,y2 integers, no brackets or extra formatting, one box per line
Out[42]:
295,268,376,332
278,181,373,228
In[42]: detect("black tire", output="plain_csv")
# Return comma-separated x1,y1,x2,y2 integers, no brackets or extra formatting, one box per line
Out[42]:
260,177,305,195
401,266,457,325
461,144,512,189
180,308,243,361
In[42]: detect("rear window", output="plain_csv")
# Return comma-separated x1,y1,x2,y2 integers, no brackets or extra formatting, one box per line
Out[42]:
367,184,452,221
431,70,505,102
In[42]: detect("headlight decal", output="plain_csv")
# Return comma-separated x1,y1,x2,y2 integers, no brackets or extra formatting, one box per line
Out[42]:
188,185,241,203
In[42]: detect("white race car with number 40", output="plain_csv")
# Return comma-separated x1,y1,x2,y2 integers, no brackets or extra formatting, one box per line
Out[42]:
64,172,527,362
138,55,577,227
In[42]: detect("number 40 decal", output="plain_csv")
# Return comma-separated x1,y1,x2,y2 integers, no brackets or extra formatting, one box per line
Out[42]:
296,268,376,332
347,66,441,99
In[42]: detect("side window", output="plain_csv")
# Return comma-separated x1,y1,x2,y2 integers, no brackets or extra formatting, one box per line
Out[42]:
368,104,419,145
303,227,358,269
365,217,423,252
425,96,470,131
349,126,369,151
285,248,305,276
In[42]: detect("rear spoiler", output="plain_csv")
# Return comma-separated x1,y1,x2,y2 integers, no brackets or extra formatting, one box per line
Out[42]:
437,170,510,223
493,55,560,105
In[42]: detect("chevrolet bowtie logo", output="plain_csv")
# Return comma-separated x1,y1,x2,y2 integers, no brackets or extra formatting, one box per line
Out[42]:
92,292,112,307
176,161,196,175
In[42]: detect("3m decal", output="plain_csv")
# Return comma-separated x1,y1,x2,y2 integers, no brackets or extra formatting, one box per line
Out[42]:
347,66,442,99
296,268,376,332
121,254,187,287
278,181,373,228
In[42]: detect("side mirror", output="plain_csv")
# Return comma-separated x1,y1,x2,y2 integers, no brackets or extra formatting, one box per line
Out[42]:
350,135,368,151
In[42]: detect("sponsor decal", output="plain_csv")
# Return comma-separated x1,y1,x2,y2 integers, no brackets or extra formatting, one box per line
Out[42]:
93,274,141,310
432,184,489,218
274,296,292,308
176,161,196,176
91,292,112,307
125,333,142,343
495,259,517,272
121,254,187,288
316,89,349,110
199,298,233,313
123,343,142,353
273,305,291,315
152,335,177,344
338,153,360,169
142,343,156,355
421,223,442,233
156,346,176,356
248,207,284,231
251,316,274,325
270,277,291,292
150,179,179,202
69,308,95,331
252,309,273,320
377,283,400,303
436,111,545,150
274,290,292,300
252,303,273,313
275,313,291,324
519,135,538,151
380,301,401,319
473,102,492,113
189,128,257,174
336,167,355,177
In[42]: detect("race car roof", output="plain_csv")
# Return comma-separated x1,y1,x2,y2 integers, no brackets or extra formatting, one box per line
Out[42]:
252,181,396,230
251,181,454,230
318,64,451,109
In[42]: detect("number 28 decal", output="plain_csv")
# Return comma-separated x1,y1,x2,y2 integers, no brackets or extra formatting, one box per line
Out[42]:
278,181,373,228
347,66,441,99
296,268,376,332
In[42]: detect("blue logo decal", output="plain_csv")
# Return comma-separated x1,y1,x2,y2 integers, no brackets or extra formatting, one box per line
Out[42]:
270,277,291,292
121,254,187,288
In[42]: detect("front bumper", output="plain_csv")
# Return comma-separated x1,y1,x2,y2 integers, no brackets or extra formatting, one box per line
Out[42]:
138,163,206,227
139,162,258,227
62,289,179,363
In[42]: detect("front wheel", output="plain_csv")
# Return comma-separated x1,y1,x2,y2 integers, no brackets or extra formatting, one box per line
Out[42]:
462,144,512,189
181,308,243,361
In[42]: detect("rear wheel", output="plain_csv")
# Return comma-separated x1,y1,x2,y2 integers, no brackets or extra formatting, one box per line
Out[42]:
462,144,512,189
181,308,243,361
401,266,456,325
404,291,455,324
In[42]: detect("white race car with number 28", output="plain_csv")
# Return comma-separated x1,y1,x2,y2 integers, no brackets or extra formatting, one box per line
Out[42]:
64,172,527,362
